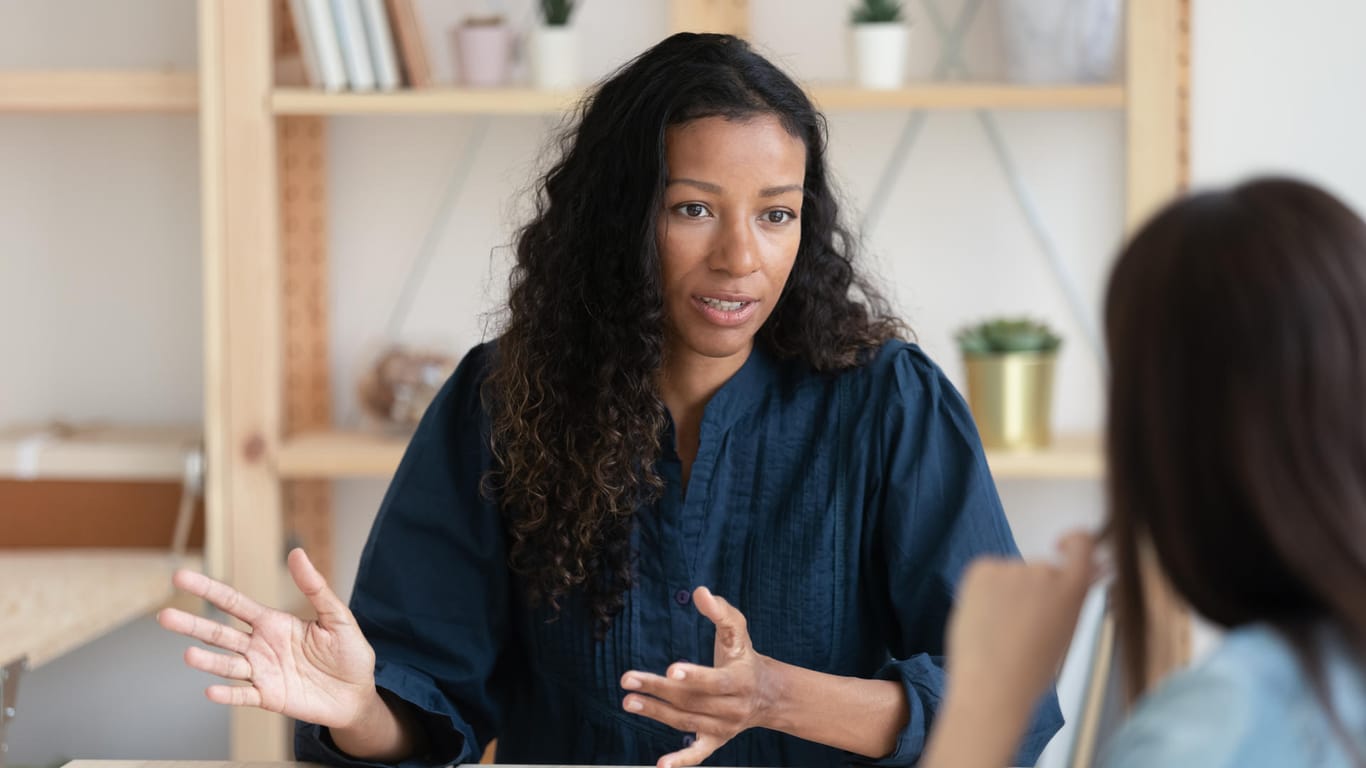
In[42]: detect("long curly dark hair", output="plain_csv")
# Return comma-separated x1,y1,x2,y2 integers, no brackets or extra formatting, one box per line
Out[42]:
484,33,905,633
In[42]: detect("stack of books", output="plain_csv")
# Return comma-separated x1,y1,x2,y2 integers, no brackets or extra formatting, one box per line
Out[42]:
285,0,431,92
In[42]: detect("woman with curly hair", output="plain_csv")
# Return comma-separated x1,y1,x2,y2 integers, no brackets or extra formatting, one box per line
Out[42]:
160,33,1060,767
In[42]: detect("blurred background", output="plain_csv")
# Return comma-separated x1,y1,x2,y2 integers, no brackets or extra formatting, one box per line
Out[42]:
2,0,1364,764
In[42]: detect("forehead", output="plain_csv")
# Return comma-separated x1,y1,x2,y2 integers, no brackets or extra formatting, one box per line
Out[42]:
664,115,806,179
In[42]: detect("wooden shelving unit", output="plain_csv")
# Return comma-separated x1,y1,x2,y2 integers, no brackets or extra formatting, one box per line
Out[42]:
0,71,197,113
272,82,1123,116
277,430,406,478
202,0,1190,757
0,425,200,482
809,83,1124,111
0,550,201,670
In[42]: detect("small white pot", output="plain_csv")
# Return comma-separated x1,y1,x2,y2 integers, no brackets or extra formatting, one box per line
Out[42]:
531,25,577,90
851,22,908,90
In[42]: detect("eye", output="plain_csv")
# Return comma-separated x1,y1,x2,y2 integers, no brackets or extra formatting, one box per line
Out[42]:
764,210,795,224
677,203,710,219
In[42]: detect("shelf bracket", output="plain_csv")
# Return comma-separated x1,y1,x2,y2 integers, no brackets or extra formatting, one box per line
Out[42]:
0,656,28,768
863,0,1106,365
860,0,984,234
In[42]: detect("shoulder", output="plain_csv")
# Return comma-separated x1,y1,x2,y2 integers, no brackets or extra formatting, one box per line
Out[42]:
838,339,957,405
418,340,499,432
1101,625,1318,768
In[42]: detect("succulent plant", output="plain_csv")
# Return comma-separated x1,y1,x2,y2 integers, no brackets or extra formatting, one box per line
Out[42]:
851,0,903,23
956,318,1062,355
541,0,576,26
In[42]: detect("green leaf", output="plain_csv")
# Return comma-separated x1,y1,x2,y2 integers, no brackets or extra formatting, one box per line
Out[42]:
540,0,575,25
851,0,903,23
956,317,1062,354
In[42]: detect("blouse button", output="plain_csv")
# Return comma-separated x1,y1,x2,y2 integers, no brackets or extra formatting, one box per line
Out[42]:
682,734,696,747
673,589,691,606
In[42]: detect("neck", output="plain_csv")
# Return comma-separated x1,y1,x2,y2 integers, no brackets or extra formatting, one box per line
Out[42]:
657,342,753,427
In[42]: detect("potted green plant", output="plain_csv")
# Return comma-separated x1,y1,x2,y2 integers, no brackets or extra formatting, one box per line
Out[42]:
850,0,908,90
532,0,579,90
956,318,1062,450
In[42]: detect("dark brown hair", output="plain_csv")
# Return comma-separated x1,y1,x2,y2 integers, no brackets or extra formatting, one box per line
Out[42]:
1105,177,1366,714
484,33,902,634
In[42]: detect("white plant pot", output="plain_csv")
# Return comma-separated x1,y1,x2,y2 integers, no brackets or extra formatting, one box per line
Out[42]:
851,23,908,90
531,25,577,90
999,0,1122,83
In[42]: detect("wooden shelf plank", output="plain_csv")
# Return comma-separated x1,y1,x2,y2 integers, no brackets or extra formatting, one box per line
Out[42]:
273,87,583,115
0,425,201,482
0,550,200,668
0,71,198,113
278,430,406,478
985,433,1103,479
810,83,1124,110
281,429,1102,480
272,83,1124,116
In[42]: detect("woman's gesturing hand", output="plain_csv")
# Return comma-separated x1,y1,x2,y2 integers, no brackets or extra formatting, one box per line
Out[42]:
158,547,378,730
621,587,779,768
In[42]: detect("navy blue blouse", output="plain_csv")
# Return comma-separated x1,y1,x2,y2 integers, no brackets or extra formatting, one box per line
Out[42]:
296,340,1062,766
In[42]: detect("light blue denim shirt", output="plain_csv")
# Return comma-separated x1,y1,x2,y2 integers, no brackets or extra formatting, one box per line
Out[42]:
1103,623,1366,768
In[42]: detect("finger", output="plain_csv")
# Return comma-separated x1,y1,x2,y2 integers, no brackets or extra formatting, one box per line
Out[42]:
656,733,722,768
1055,531,1100,589
206,683,263,708
624,665,737,699
184,645,252,681
622,692,728,737
287,548,351,627
172,568,268,626
692,587,750,657
158,607,251,655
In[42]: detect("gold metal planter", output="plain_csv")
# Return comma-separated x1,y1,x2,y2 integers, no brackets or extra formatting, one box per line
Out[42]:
963,351,1057,450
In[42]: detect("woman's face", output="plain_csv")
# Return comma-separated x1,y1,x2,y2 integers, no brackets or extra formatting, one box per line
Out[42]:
657,114,806,367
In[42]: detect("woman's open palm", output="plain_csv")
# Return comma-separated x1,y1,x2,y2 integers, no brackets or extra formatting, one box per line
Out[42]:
158,547,377,729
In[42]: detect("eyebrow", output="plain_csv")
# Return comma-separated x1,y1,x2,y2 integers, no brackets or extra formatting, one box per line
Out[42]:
667,178,803,197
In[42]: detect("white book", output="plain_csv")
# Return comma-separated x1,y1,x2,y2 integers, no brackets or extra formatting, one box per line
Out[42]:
358,0,401,91
331,0,377,92
285,0,322,87
300,0,347,92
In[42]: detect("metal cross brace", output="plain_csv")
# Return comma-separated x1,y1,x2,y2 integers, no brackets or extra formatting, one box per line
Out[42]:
0,656,28,768
862,0,1105,364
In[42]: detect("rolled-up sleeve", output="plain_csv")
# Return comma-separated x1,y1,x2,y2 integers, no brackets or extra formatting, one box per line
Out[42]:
295,343,517,767
858,346,1063,766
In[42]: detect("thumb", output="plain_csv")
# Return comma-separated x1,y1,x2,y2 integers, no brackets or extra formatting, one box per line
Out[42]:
287,548,350,626
1055,531,1100,592
694,586,750,656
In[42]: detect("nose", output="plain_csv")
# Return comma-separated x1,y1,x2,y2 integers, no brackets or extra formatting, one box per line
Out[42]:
707,216,760,277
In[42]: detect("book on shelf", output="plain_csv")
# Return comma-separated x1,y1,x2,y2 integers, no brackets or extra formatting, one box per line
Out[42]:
359,0,402,91
292,0,347,91
386,0,432,88
331,0,378,91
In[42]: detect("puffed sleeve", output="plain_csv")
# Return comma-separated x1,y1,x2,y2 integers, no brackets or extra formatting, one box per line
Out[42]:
294,342,518,767
860,344,1063,766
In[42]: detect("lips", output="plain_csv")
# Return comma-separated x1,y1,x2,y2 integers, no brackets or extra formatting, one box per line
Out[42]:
691,293,759,327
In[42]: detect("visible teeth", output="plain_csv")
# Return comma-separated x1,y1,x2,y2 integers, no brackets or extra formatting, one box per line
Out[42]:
700,297,746,311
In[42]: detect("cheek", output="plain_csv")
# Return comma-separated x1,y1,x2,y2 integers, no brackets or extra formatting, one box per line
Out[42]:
659,226,709,286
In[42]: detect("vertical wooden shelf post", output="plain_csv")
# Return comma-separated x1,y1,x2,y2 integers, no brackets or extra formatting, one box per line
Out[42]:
280,115,335,581
200,0,288,759
669,0,749,38
1125,0,1193,689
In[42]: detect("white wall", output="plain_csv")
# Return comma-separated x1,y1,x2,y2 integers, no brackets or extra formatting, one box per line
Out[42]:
5,0,1366,762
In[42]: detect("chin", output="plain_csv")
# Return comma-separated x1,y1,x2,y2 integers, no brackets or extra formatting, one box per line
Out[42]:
679,327,758,360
